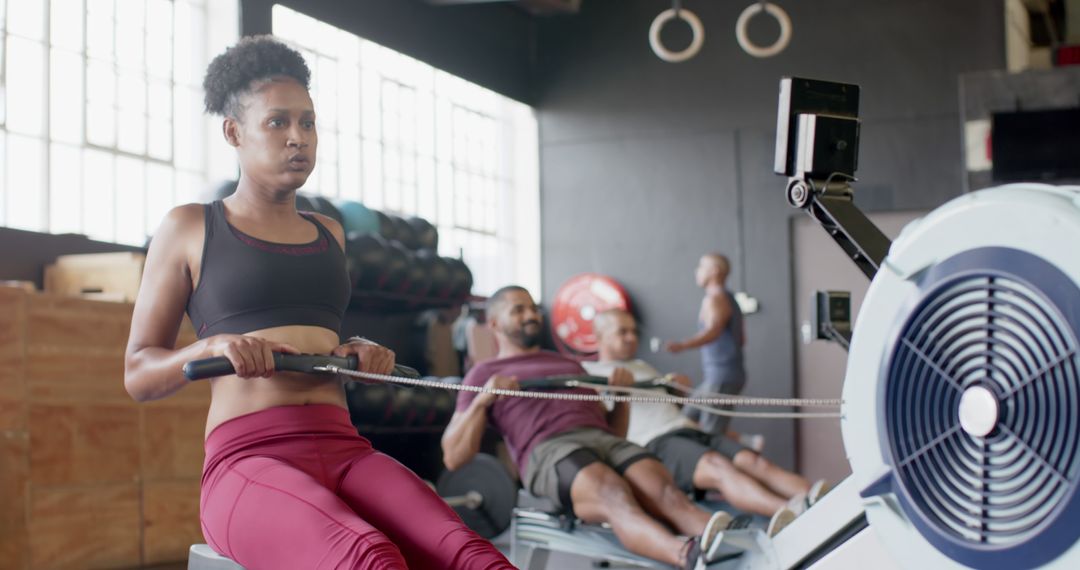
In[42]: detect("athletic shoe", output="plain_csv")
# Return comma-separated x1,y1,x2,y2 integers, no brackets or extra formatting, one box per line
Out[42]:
807,479,831,506
786,492,809,515
700,510,733,563
767,506,797,537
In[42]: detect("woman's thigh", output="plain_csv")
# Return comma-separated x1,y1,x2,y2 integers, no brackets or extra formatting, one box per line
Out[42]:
202,455,407,570
338,451,514,569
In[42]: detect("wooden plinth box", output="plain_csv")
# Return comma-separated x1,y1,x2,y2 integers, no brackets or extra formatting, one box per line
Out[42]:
0,288,208,569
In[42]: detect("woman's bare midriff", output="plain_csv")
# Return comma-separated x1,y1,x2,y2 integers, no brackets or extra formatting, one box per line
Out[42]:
204,325,349,438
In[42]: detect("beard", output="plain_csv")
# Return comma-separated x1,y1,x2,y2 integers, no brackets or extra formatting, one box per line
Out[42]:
505,320,542,349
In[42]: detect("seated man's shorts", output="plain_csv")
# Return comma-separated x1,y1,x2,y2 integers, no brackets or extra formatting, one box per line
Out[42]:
645,428,751,491
524,427,654,509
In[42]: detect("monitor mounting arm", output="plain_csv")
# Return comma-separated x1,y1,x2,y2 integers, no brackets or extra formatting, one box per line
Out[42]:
775,77,892,281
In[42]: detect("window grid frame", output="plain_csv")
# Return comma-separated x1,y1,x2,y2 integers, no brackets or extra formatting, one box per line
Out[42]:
273,8,514,243
0,0,210,242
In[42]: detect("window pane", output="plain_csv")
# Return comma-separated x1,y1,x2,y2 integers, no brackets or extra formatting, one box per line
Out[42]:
51,0,85,51
454,170,469,228
117,72,146,114
148,80,171,119
362,139,382,208
361,69,381,140
316,56,337,126
0,133,6,223
148,118,171,160
417,157,435,221
115,0,144,70
146,0,173,79
319,131,337,164
0,34,5,125
6,135,46,231
383,148,400,211
318,160,337,198
338,135,360,199
174,86,200,169
50,143,83,234
145,162,173,235
115,156,145,244
6,37,46,136
399,88,416,150
437,161,453,226
86,0,115,60
50,49,84,144
86,103,117,147
401,153,416,214
417,90,434,157
173,1,203,85
86,59,116,106
435,99,451,163
338,65,360,135
271,4,298,40
8,0,45,41
174,169,201,205
83,149,115,241
117,109,146,154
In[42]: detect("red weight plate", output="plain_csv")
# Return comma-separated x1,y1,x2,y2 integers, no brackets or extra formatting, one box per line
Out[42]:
551,273,631,354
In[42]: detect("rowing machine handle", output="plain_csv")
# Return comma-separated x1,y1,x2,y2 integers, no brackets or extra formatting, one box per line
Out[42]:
183,353,420,381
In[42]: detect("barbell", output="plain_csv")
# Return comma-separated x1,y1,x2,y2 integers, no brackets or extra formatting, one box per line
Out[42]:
435,453,518,539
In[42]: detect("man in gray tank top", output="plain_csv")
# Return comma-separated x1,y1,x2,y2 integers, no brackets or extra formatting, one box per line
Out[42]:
665,253,746,436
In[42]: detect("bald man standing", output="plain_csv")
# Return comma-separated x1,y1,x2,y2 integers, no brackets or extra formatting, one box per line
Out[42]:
665,254,746,436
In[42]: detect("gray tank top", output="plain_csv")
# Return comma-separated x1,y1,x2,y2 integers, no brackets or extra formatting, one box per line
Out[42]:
701,290,744,372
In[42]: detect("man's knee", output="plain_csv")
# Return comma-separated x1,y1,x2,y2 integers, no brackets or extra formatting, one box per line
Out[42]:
732,448,767,471
629,457,693,504
572,463,637,514
693,451,736,489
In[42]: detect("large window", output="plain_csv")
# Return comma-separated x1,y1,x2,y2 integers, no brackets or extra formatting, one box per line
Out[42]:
0,0,236,244
0,1,539,298
273,5,540,297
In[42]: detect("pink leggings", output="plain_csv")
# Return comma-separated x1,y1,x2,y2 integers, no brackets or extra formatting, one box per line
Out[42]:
201,404,513,569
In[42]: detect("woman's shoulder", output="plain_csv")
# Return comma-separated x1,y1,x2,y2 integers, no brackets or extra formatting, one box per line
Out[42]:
303,211,345,247
149,203,207,249
163,202,207,227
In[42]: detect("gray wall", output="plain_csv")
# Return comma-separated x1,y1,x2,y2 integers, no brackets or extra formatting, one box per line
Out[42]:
535,0,1004,469
240,0,536,104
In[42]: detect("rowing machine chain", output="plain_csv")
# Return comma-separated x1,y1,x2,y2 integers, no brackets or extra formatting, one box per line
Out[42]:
318,366,842,419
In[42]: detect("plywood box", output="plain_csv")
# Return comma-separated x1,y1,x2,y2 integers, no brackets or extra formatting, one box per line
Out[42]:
44,252,145,303
0,289,207,569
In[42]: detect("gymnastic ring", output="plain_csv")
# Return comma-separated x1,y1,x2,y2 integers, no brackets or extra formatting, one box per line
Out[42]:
649,8,705,63
735,2,792,58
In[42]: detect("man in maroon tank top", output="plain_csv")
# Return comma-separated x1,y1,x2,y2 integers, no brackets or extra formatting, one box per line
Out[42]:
442,286,735,569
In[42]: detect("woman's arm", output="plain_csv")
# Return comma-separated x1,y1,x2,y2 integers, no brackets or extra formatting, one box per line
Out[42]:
124,205,209,401
123,205,297,401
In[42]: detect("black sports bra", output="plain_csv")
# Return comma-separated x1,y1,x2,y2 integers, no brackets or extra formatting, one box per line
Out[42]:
186,200,350,339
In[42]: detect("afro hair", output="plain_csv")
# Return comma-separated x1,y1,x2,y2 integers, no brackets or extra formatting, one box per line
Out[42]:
203,35,311,118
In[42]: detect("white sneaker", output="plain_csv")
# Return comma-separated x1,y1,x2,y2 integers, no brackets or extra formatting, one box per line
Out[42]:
767,507,797,537
700,510,733,563
807,479,831,506
786,492,809,515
